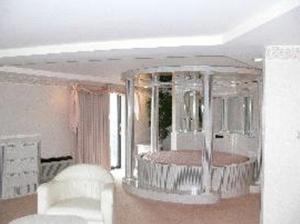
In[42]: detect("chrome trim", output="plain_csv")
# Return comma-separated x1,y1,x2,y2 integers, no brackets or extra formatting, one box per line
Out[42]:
125,78,135,180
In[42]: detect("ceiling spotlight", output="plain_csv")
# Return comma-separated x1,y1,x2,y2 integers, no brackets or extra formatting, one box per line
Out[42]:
254,58,263,62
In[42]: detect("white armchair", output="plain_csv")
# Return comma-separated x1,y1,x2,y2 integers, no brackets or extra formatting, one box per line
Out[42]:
37,164,115,224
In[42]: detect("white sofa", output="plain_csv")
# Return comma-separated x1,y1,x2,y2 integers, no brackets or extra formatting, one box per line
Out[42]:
37,164,115,224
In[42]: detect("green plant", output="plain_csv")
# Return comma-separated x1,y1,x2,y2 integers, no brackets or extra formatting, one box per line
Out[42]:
146,75,172,141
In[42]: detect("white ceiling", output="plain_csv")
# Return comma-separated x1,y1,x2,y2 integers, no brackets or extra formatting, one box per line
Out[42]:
0,0,292,49
0,0,299,84
226,5,300,46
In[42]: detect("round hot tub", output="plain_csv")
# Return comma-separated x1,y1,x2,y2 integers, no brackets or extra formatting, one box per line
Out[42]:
132,150,257,204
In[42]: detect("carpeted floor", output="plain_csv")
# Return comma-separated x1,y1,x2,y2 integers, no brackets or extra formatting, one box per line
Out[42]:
0,182,260,224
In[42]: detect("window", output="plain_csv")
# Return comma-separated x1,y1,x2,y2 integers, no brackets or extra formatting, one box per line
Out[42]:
109,93,124,169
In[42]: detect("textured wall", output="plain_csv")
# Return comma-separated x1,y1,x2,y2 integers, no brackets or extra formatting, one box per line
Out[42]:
262,46,300,224
0,82,74,158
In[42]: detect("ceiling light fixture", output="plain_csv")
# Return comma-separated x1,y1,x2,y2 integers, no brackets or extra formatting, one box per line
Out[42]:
253,58,263,62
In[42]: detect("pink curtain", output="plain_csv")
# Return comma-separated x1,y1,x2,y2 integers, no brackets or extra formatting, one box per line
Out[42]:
70,86,111,169
70,86,80,133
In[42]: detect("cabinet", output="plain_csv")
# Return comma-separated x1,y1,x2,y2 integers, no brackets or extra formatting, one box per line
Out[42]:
0,135,40,199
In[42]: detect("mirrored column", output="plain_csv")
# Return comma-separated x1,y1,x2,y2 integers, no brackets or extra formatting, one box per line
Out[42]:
125,78,135,180
151,74,160,152
202,74,213,194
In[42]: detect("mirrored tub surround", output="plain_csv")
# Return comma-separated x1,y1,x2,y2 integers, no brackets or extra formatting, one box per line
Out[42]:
136,151,257,198
122,65,262,204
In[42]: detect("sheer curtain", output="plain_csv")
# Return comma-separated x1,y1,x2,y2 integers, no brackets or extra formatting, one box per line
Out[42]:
70,85,116,169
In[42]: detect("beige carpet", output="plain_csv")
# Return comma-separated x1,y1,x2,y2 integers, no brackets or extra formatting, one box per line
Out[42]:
0,183,260,224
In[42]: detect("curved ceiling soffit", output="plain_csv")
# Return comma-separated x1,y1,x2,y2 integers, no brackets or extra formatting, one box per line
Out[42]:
0,0,299,58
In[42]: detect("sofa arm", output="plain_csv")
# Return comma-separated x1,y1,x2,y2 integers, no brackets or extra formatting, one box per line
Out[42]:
101,183,115,224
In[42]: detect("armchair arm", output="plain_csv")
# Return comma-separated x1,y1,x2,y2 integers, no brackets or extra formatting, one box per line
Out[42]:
37,181,68,214
101,183,115,224
37,182,56,214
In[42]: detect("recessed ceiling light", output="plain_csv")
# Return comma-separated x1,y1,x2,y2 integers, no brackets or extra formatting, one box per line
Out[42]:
88,59,102,62
107,58,121,61
166,56,186,59
135,57,153,60
66,60,78,63
253,58,263,62
46,61,57,64
26,62,37,65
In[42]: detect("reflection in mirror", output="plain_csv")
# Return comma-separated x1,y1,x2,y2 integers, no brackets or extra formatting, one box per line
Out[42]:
212,97,223,133
244,96,253,136
182,90,203,132
227,96,244,134
227,96,253,136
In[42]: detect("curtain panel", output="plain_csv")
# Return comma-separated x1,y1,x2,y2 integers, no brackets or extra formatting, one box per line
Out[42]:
70,85,111,169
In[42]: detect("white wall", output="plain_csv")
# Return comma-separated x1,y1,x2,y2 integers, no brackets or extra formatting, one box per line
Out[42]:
0,82,74,158
262,46,300,224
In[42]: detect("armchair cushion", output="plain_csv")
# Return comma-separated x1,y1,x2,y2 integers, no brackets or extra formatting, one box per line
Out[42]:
46,197,103,222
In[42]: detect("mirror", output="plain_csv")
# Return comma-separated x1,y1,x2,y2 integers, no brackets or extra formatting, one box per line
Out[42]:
181,90,203,132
